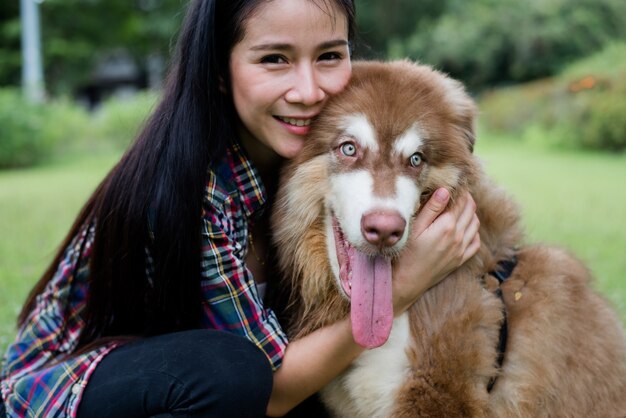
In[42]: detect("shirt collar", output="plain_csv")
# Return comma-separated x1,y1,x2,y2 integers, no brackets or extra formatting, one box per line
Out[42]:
218,141,267,218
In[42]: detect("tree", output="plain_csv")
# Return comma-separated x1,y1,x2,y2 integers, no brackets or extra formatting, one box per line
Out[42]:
0,0,185,94
354,0,448,58
398,0,626,89
0,1,22,87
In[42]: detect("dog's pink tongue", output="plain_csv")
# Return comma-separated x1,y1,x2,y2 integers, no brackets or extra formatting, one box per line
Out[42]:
350,251,393,348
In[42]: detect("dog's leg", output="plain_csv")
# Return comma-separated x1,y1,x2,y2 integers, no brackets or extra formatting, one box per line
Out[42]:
391,273,502,418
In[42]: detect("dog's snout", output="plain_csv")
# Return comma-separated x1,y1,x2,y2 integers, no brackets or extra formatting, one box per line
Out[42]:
361,211,406,247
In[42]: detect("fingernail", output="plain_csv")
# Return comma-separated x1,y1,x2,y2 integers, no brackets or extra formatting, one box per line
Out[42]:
434,188,449,203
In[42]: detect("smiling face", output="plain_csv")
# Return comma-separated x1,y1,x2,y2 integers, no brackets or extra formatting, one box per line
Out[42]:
229,0,352,161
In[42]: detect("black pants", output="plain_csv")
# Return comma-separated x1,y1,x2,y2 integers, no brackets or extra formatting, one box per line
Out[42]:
77,329,272,418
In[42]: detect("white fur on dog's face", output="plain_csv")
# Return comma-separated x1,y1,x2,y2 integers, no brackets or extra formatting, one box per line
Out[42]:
325,114,423,292
393,124,424,158
340,113,379,152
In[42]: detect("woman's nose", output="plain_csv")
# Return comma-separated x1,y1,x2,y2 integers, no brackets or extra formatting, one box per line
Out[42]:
284,65,325,106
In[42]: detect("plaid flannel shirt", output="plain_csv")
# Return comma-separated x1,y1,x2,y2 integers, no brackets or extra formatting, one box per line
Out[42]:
1,142,288,417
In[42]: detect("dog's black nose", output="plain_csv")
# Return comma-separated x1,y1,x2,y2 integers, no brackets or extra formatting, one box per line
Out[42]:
361,210,406,247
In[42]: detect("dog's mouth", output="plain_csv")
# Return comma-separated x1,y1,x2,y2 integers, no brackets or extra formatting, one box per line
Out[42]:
332,216,353,297
332,216,394,349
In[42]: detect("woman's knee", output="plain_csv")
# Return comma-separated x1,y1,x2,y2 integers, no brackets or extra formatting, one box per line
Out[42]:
191,330,272,395
81,330,273,417
157,330,274,413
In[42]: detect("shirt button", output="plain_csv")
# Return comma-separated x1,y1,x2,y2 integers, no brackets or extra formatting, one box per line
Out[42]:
71,383,82,395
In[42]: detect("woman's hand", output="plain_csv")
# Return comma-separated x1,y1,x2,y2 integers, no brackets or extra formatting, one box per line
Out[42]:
268,189,480,416
392,188,481,315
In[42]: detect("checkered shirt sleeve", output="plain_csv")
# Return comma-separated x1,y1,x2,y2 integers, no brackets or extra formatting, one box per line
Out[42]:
199,167,288,370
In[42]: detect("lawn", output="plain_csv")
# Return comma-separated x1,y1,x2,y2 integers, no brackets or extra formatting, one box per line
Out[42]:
0,143,625,353
476,140,626,318
0,152,121,351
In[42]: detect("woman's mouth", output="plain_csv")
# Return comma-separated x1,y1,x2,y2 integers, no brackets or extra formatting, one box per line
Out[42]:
275,116,312,127
274,116,314,136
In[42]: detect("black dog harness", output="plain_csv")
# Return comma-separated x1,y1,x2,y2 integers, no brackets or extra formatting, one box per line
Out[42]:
486,256,518,392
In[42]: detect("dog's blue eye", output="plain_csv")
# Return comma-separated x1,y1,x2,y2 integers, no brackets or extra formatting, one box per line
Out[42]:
340,143,357,157
409,153,422,167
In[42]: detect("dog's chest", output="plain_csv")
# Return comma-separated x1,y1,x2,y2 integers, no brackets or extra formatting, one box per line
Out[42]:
321,314,412,418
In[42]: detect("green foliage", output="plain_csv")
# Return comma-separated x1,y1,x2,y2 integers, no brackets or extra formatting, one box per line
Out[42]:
0,88,158,169
355,0,448,58
94,91,158,149
559,82,626,151
0,3,21,87
479,42,626,152
398,0,626,89
38,96,94,152
42,0,184,93
0,0,184,94
0,89,48,168
557,42,626,152
4,0,626,94
42,0,184,94
563,43,626,79
0,89,94,168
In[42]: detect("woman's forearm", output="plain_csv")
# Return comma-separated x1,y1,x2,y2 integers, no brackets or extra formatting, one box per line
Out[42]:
265,190,480,416
266,317,364,417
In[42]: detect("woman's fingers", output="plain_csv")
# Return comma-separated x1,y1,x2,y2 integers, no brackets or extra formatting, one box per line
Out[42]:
412,188,450,236
391,190,481,315
461,214,481,264
453,193,481,266
430,192,480,275
455,192,477,233
456,192,479,252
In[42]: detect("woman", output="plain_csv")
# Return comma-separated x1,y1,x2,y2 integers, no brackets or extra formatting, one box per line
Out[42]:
0,0,480,416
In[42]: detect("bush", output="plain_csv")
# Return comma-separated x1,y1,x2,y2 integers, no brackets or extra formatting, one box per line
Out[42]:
399,0,626,89
479,79,559,135
94,92,158,150
40,97,93,153
0,89,47,168
0,88,160,170
478,42,626,152
0,89,95,169
561,86,626,151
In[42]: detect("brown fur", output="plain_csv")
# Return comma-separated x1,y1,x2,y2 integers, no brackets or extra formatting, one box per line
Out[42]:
271,61,626,417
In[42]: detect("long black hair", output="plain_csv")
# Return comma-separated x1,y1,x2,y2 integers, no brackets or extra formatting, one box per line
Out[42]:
19,0,356,348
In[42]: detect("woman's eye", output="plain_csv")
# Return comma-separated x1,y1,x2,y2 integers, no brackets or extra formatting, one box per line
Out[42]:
340,142,357,157
409,153,422,167
261,55,287,64
319,51,342,61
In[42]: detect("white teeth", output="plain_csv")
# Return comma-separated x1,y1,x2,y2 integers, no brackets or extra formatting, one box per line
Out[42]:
278,116,311,127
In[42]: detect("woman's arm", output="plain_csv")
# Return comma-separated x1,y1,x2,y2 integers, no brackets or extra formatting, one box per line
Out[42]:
266,188,480,416
267,316,363,416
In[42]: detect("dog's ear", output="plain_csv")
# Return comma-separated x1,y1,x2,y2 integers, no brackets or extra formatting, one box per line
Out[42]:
441,76,477,153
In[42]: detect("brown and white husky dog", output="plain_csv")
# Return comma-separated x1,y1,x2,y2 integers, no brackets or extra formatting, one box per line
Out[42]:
271,61,626,418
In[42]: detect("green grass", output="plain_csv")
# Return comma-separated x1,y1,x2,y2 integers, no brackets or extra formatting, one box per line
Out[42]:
1,143,625,354
0,151,121,351
476,139,626,321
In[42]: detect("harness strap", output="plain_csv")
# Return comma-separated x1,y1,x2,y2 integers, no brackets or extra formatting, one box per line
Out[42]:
487,256,518,393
